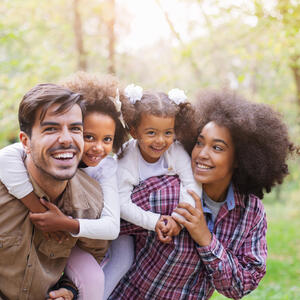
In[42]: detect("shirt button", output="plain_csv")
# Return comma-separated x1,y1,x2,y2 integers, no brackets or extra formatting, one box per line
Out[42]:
23,288,28,292
50,253,54,257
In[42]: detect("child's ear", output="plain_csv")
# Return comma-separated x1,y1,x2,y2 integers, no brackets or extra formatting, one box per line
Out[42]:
130,127,137,139
19,131,31,154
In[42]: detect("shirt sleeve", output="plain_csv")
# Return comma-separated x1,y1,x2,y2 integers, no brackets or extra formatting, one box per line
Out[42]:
0,143,33,199
118,168,160,231
171,143,202,219
196,207,267,298
73,157,120,240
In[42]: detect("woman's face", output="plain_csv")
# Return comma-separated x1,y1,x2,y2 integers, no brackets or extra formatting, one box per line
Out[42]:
191,121,235,198
82,112,116,167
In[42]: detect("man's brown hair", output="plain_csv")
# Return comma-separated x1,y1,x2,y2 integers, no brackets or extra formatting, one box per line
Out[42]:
18,83,85,137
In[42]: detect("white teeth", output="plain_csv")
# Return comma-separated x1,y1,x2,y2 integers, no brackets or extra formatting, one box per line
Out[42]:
53,152,74,159
196,163,211,169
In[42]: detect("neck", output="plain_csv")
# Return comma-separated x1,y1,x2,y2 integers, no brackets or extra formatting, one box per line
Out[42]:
203,182,230,203
25,158,67,202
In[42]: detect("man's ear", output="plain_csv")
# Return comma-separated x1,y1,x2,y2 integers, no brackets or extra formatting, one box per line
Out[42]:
130,127,137,139
19,131,31,154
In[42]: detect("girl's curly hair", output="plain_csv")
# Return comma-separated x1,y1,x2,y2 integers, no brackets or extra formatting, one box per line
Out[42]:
120,90,196,146
182,89,298,199
62,71,129,153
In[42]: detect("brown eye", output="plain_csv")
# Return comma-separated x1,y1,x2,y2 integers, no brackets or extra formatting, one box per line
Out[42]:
146,131,155,136
165,131,174,136
44,127,56,132
84,135,94,142
214,145,224,151
104,137,113,143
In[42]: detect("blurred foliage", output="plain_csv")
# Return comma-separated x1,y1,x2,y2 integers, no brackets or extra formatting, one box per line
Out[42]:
1,0,300,158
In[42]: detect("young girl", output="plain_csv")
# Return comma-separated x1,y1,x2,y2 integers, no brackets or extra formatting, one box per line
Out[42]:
0,72,130,300
103,85,202,298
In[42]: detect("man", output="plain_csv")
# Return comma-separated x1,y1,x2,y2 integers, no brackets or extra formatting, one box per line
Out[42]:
0,83,104,300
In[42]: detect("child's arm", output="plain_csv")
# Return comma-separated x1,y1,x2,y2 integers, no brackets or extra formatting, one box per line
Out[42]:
0,143,73,239
118,168,161,231
73,157,120,240
0,143,47,213
171,142,202,218
32,157,120,240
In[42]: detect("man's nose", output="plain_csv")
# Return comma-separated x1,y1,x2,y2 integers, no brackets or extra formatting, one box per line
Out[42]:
58,127,73,146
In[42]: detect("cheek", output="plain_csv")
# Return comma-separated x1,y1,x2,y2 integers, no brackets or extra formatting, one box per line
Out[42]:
74,135,84,150
104,144,113,154
219,155,235,174
83,143,92,155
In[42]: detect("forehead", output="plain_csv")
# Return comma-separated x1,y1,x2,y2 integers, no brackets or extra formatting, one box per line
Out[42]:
84,112,116,131
200,121,233,143
35,103,83,125
139,113,175,129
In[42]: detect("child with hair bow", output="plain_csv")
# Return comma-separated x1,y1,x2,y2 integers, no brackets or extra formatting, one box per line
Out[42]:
103,85,202,298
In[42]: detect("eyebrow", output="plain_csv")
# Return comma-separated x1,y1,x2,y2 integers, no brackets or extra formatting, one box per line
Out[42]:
198,135,229,147
41,121,83,127
144,127,174,131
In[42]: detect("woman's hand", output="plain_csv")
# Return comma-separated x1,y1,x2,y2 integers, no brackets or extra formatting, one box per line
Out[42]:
173,190,212,247
47,288,74,300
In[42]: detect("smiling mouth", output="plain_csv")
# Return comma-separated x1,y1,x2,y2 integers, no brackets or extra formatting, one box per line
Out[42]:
150,146,165,152
86,154,103,162
52,152,75,160
195,162,213,169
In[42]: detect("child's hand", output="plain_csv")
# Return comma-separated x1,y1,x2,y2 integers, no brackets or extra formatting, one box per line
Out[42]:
30,198,68,232
155,215,182,243
160,215,181,237
155,217,172,244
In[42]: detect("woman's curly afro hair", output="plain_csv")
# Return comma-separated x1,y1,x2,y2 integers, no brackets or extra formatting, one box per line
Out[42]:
183,89,298,199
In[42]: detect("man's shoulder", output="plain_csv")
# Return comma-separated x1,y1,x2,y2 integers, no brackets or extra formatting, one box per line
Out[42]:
71,169,102,192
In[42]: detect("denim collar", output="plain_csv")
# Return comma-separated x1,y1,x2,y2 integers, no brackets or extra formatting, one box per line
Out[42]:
202,182,235,211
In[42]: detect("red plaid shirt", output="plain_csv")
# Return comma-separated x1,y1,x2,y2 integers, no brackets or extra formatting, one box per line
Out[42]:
109,175,267,300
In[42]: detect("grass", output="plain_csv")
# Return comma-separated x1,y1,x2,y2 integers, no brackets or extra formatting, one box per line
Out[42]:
211,192,300,300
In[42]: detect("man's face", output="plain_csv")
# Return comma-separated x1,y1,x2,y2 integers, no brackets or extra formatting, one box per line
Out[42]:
23,103,84,181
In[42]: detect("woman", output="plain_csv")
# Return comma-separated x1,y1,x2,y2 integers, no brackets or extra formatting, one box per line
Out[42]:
108,90,297,299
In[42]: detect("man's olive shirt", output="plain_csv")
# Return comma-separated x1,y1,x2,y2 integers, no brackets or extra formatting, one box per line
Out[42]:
0,169,107,300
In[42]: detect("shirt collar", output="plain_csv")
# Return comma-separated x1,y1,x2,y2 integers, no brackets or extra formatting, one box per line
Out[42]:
202,182,236,211
226,183,235,210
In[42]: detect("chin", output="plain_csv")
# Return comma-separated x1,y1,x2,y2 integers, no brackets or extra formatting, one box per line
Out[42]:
51,169,78,181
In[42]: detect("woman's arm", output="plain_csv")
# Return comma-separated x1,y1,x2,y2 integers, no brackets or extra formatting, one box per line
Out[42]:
174,191,267,299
